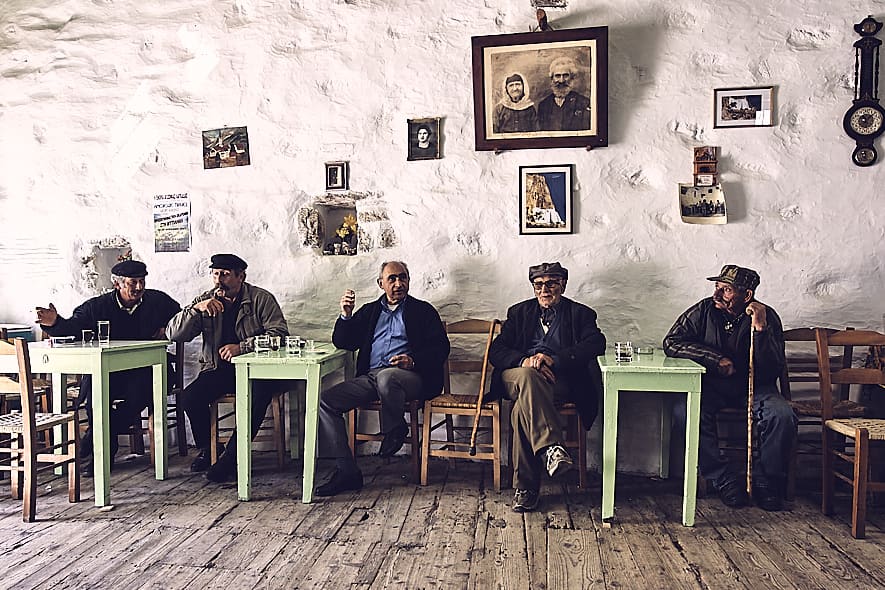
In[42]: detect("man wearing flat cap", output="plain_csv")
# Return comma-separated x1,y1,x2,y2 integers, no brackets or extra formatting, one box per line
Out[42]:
489,262,606,513
166,253,290,482
664,264,796,511
493,72,540,134
36,259,181,471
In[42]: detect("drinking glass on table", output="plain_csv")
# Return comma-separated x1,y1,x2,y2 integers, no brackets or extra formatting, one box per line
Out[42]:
97,321,110,346
254,334,271,356
82,329,94,345
269,335,281,352
615,341,633,363
286,336,300,357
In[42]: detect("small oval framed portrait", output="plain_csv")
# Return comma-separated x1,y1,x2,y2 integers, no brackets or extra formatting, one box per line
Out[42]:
407,117,442,161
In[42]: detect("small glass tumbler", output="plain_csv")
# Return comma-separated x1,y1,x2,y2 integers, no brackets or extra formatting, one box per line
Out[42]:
306,339,316,353
285,336,300,357
82,329,94,345
254,335,271,356
269,335,281,352
97,320,110,346
615,341,634,363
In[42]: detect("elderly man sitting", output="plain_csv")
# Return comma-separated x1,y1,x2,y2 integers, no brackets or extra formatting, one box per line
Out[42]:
488,262,606,512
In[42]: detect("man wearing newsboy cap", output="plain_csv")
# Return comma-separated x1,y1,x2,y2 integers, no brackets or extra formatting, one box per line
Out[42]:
36,259,181,473
166,253,290,483
488,262,606,513
664,264,796,511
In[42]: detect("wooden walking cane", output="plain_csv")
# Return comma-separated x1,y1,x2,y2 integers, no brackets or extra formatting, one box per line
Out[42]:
746,317,755,497
469,320,498,456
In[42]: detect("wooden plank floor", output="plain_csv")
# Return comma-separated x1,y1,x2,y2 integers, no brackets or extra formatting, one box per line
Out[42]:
1,453,884,590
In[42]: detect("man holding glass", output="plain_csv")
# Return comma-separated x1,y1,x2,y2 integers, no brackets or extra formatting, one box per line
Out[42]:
315,261,450,496
35,259,181,474
166,254,289,483
488,262,606,513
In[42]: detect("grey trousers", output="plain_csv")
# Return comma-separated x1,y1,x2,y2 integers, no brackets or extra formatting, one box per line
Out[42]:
501,367,570,491
318,367,423,463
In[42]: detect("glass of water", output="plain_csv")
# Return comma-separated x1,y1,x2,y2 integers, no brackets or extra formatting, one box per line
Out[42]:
615,341,634,363
286,336,300,357
97,320,110,346
82,329,94,345
254,335,271,356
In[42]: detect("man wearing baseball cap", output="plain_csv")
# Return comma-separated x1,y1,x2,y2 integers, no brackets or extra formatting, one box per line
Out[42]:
664,264,796,511
36,259,181,473
488,262,606,513
166,253,290,483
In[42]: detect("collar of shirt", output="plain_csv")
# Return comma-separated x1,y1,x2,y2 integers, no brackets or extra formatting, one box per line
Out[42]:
115,292,142,315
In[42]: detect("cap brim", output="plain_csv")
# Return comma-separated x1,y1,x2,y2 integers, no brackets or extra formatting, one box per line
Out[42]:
706,275,729,283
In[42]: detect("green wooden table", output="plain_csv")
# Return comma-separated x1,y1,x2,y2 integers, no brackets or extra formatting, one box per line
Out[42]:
232,343,352,503
0,340,169,507
599,351,705,526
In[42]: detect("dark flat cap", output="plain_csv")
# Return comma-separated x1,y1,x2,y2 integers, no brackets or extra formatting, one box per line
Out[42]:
707,264,760,291
111,260,148,278
209,253,247,270
528,262,568,282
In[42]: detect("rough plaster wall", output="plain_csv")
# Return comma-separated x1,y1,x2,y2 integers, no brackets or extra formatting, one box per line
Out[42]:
1,1,884,472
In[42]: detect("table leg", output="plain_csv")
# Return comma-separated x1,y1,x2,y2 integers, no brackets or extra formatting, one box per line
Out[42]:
236,365,252,501
301,364,322,504
601,380,620,521
289,382,305,460
152,361,168,480
52,372,66,476
682,388,702,526
93,367,111,507
659,395,672,479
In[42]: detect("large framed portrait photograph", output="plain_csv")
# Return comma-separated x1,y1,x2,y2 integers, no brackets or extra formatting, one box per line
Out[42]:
713,86,774,128
472,27,608,151
519,164,573,234
407,117,442,161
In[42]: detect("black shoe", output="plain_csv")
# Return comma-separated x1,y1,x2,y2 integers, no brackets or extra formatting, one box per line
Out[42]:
205,455,236,483
190,449,212,472
316,469,363,496
753,486,784,512
512,488,540,513
717,480,749,508
378,423,409,458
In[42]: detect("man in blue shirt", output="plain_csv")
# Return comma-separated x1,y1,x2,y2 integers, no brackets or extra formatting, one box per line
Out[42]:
316,261,450,496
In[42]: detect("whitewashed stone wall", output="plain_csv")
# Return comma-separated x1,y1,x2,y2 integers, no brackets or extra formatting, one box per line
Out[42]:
1,0,883,472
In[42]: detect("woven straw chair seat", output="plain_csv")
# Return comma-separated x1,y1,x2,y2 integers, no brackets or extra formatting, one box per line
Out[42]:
789,399,866,418
0,412,73,434
825,418,885,440
431,393,496,410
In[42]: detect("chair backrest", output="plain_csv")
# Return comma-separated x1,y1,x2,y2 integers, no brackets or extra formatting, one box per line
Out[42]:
781,327,851,401
0,339,38,439
442,319,501,400
816,328,885,421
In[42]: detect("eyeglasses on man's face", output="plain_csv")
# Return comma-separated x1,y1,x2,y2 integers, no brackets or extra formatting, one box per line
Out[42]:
532,279,562,291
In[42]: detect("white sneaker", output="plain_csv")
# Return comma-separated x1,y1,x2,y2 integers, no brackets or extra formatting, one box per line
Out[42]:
545,444,574,478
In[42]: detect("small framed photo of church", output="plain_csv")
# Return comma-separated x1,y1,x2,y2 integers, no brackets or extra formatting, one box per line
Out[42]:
713,86,774,128
519,164,573,235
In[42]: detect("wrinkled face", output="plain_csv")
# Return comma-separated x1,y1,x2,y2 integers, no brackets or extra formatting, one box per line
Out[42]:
115,277,146,307
212,268,245,298
378,262,410,304
712,281,750,316
417,128,429,144
532,274,565,309
506,80,525,102
551,67,573,90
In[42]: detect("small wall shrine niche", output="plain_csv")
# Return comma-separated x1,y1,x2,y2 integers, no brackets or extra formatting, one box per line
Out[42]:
296,192,397,255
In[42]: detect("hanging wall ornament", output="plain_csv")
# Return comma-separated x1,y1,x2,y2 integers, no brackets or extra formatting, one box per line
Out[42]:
844,15,884,167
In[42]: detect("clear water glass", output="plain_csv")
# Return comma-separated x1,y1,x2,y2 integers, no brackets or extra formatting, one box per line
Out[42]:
254,335,271,356
82,329,94,345
286,336,300,357
615,341,633,363
97,320,110,345
269,335,281,352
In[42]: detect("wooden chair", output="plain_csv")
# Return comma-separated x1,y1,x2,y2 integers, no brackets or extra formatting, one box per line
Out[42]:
0,339,80,522
0,328,52,416
210,391,287,467
131,342,189,457
816,328,885,538
421,319,504,491
347,397,422,482
554,402,589,488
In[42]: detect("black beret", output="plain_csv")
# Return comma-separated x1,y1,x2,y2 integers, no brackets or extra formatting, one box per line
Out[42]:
528,261,568,282
111,260,148,278
209,253,247,270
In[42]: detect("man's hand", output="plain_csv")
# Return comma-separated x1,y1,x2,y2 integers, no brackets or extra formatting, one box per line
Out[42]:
219,344,241,361
389,354,415,370
194,297,224,317
717,357,736,377
340,289,355,318
35,303,58,327
521,353,556,383
745,302,767,332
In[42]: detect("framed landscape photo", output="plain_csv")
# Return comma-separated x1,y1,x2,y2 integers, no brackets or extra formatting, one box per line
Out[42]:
325,161,348,191
407,117,442,161
713,86,774,128
519,164,573,234
472,27,608,151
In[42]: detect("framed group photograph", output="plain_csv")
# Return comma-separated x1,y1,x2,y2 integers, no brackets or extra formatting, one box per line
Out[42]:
325,161,349,191
407,117,442,161
713,86,774,128
519,164,573,234
471,26,608,151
